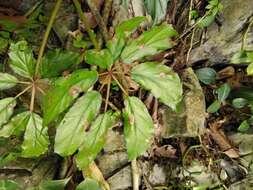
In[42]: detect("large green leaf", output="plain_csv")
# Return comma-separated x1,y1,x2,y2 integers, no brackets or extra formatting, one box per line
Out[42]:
0,98,16,127
21,112,49,157
131,62,182,110
76,111,115,169
106,35,125,62
0,180,19,190
0,111,30,137
144,0,169,25
76,178,102,190
85,49,113,69
54,91,102,156
8,41,35,78
40,178,70,190
121,23,177,64
40,49,81,78
42,69,98,125
123,96,154,160
0,73,18,90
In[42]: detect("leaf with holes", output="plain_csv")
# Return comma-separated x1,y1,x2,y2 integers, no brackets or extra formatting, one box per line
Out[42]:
76,111,116,169
54,91,101,156
8,41,35,79
0,98,16,128
42,69,98,126
0,73,18,90
0,111,30,137
121,23,177,64
123,96,154,160
131,62,182,110
21,112,49,157
40,49,82,78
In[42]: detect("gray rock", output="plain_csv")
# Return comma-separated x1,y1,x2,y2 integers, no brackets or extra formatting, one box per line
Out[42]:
160,68,206,137
103,129,126,153
189,0,253,65
148,164,167,186
107,166,132,190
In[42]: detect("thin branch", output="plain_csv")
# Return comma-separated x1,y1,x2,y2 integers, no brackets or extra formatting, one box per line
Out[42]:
35,0,63,78
73,0,99,50
29,84,36,111
112,75,128,96
86,0,109,41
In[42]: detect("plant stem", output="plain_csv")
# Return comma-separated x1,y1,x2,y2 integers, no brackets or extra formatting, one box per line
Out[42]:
15,85,32,99
104,76,111,112
35,0,62,78
102,0,113,27
131,159,140,190
73,0,99,50
29,84,36,111
112,75,128,96
86,0,109,41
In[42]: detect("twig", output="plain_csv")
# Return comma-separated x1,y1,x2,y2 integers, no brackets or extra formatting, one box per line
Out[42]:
73,0,99,50
24,0,43,17
186,27,196,63
35,0,63,78
86,0,109,41
131,159,139,190
111,75,128,96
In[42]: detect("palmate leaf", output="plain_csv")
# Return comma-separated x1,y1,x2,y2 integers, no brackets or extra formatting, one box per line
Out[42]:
21,112,49,157
123,96,154,160
0,111,30,137
131,62,182,110
0,98,16,127
76,111,116,169
121,23,177,64
40,49,81,78
42,69,98,125
0,73,18,90
8,41,35,79
54,91,101,156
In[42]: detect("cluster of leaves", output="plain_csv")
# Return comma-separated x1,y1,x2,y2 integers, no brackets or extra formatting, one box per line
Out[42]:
190,0,223,28
0,16,183,172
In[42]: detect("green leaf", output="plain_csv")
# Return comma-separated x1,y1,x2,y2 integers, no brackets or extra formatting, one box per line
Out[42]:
0,19,18,31
54,91,102,156
247,62,253,75
40,49,81,78
76,178,102,190
195,67,217,85
115,16,146,36
0,73,18,90
0,111,30,137
106,35,125,61
123,96,154,160
216,83,230,102
238,120,250,133
21,112,49,157
0,180,19,190
131,62,182,110
231,50,252,64
144,0,169,25
8,41,35,78
40,178,70,190
0,97,16,127
121,23,177,64
76,111,116,169
197,14,215,28
85,49,113,69
42,69,98,125
207,100,221,113
232,98,248,108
